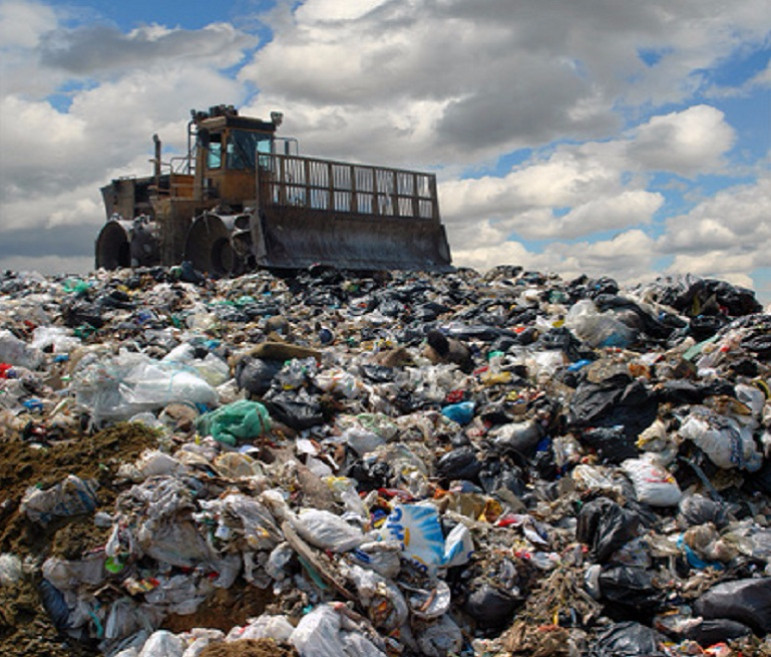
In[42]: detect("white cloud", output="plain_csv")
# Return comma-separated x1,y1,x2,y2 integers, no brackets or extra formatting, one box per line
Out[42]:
659,174,771,261
294,0,388,23
451,229,659,288
243,0,770,167
0,0,56,48
39,22,257,76
626,105,735,175
450,237,553,275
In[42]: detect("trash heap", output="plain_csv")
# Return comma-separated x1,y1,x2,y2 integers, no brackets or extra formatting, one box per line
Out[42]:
1,264,771,657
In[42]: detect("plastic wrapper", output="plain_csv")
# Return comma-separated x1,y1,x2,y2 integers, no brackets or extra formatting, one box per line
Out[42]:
72,352,219,425
226,615,294,642
346,564,408,630
565,299,637,348
415,613,463,657
30,326,81,354
197,493,280,551
43,553,106,591
379,503,446,575
349,541,402,579
0,329,42,369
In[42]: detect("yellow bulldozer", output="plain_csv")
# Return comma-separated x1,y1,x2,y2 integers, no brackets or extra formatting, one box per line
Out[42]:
96,104,453,275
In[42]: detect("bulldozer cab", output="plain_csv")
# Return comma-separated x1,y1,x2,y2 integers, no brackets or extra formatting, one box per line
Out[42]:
192,106,277,210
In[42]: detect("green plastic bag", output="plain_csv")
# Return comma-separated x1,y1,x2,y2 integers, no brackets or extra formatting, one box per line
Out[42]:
197,399,271,446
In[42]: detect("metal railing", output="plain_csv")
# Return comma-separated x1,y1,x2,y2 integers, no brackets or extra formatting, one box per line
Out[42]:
257,153,440,221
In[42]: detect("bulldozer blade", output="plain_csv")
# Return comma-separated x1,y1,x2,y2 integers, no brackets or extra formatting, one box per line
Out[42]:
251,207,453,273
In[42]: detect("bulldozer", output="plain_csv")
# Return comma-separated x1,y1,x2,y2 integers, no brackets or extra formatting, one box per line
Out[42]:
96,104,453,275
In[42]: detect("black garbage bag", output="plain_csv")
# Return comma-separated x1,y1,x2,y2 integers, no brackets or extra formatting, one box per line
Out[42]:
479,457,527,498
262,389,325,430
62,300,105,329
746,459,771,495
689,314,726,341
655,275,761,317
576,498,641,563
236,357,283,396
569,373,658,441
741,332,771,358
436,446,482,483
683,618,752,646
97,288,135,310
677,493,730,529
345,459,393,492
489,335,521,352
589,621,666,657
598,566,664,618
579,425,638,464
463,582,521,629
178,260,207,285
360,364,397,383
654,379,734,405
593,293,675,341
537,327,586,361
693,578,771,635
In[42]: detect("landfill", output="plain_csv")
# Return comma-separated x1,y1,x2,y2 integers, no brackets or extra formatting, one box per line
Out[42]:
1,264,771,656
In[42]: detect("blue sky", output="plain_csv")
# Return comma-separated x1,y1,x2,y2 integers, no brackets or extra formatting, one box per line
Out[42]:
1,0,770,302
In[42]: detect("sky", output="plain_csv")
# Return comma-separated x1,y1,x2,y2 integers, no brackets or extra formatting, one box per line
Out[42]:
1,0,770,301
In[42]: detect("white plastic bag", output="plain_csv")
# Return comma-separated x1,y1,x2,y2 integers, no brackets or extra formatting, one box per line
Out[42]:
289,604,386,657
138,630,185,657
0,329,42,369
30,326,80,354
622,457,682,507
679,407,762,471
565,299,636,348
226,615,294,642
294,509,367,553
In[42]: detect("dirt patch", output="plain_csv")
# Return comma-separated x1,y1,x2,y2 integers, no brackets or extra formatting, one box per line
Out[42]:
199,638,299,657
0,574,99,656
0,422,160,554
0,422,161,656
163,580,275,635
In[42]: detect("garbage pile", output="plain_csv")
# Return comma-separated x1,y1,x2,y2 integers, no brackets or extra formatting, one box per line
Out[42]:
1,264,771,657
